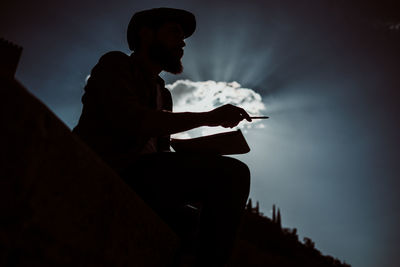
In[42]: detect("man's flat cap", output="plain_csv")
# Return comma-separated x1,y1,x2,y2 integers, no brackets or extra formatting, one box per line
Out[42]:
127,7,196,51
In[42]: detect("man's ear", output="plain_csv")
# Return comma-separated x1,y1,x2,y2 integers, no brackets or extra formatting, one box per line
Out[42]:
138,26,155,47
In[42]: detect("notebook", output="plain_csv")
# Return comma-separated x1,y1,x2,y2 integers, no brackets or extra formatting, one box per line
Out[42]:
170,129,250,155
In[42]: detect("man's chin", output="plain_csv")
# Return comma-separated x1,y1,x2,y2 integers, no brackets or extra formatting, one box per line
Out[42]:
165,68,183,75
163,61,183,74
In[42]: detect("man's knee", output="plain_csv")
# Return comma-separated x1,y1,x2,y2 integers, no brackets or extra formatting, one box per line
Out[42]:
219,156,250,196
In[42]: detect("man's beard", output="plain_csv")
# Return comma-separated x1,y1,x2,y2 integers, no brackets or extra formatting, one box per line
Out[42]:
148,42,183,74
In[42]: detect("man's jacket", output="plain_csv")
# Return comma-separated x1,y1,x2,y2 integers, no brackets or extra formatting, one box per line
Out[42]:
73,51,172,173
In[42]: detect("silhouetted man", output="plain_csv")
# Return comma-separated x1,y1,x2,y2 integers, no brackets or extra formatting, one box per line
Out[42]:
73,8,251,267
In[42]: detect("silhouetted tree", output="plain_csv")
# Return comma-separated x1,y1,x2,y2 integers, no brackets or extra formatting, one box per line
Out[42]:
272,204,276,222
303,237,315,249
277,208,282,230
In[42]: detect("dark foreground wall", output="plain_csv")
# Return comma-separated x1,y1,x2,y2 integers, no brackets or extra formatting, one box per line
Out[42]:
0,77,179,266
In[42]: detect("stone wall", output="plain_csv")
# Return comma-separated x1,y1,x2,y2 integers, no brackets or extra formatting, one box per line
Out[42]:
0,77,179,266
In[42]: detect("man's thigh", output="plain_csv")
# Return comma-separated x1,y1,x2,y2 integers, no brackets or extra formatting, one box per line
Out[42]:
120,152,250,234
120,152,244,205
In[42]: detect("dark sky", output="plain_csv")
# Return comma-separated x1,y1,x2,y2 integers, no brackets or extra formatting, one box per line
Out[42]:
2,1,400,266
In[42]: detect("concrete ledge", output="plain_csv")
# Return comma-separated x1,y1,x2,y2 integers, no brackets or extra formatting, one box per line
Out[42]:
0,77,179,266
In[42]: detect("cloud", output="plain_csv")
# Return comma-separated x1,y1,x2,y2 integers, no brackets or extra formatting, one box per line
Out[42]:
166,79,266,138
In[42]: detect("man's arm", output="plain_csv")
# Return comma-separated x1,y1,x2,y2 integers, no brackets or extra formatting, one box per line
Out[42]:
140,104,252,137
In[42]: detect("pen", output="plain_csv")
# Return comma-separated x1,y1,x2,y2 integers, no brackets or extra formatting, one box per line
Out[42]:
249,116,269,119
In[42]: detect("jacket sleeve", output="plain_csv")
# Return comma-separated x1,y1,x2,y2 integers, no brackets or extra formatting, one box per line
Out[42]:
157,87,173,151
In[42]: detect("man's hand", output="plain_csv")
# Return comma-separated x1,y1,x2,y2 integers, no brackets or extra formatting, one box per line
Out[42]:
206,104,252,128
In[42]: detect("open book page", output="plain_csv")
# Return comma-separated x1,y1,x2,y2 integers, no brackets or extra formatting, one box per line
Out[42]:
170,129,250,155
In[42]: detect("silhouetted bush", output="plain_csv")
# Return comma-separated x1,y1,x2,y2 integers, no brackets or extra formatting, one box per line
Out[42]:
230,199,350,267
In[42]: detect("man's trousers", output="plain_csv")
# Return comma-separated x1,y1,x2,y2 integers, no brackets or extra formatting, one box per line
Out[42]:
119,152,250,266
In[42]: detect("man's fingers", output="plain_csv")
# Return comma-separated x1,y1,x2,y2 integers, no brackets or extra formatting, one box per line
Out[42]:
238,107,252,122
217,104,251,127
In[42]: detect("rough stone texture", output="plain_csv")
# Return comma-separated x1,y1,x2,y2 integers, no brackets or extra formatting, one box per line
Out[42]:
0,77,179,267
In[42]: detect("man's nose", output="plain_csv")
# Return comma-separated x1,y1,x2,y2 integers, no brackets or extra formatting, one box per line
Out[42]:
180,40,186,48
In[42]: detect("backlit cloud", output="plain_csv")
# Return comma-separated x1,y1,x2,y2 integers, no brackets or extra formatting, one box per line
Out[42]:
166,80,266,138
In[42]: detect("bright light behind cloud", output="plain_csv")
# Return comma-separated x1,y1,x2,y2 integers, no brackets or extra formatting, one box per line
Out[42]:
166,80,266,138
